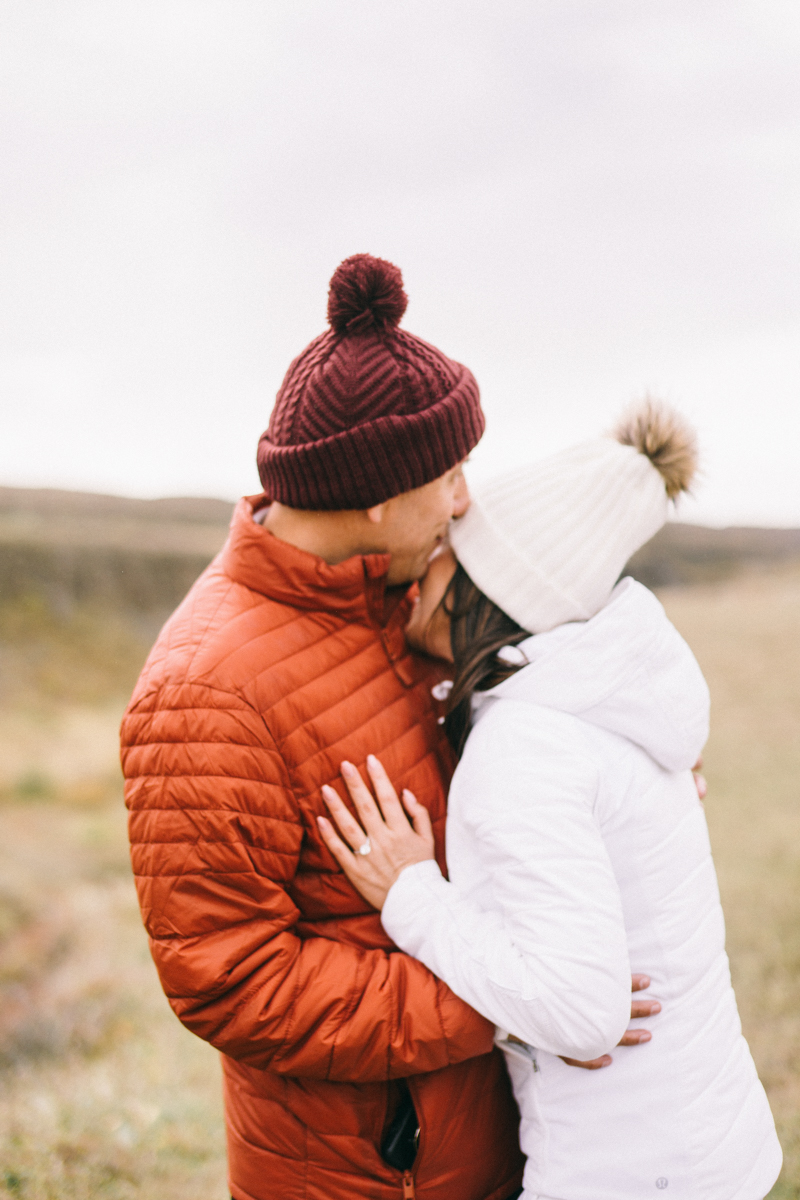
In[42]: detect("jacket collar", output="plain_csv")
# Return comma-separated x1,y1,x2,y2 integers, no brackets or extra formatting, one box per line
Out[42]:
218,496,405,626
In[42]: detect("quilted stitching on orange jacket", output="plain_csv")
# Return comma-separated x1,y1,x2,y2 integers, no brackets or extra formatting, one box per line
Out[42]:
121,497,524,1200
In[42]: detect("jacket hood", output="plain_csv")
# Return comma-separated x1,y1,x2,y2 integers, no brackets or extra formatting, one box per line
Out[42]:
480,578,709,772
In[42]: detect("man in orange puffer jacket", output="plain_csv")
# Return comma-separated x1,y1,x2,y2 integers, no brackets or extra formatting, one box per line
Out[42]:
123,254,620,1200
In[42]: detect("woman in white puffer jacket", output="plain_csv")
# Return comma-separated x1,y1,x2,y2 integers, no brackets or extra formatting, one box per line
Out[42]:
318,401,782,1200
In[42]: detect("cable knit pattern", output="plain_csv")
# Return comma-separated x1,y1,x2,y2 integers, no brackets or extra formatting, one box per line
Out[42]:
257,255,484,510
120,496,523,1200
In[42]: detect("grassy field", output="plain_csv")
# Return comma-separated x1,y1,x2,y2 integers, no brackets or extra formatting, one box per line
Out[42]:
663,566,800,1197
0,565,798,1197
0,602,227,1200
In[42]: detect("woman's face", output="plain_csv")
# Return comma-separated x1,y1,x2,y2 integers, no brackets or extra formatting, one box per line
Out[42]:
405,546,458,661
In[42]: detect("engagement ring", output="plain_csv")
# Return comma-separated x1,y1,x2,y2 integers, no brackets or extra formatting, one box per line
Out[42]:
357,838,371,856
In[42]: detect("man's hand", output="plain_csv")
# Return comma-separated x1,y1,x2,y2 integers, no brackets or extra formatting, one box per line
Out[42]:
320,759,668,1073
560,974,661,1069
561,755,696,1069
561,756,700,1068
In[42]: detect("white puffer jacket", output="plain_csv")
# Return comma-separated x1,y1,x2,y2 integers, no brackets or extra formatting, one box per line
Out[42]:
382,578,781,1200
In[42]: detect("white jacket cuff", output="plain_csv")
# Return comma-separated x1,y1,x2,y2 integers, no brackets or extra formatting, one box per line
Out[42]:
382,859,446,955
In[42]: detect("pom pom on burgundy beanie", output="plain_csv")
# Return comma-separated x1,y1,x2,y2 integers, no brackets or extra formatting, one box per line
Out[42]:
257,254,485,510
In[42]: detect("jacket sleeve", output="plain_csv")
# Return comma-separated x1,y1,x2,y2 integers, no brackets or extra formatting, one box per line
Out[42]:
381,701,632,1063
121,680,494,1083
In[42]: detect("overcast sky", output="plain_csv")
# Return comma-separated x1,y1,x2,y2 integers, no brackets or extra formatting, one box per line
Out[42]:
1,0,798,526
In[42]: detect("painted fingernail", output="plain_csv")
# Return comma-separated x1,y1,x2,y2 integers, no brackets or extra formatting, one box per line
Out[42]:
341,761,355,776
636,1031,652,1042
367,754,378,767
648,1001,661,1014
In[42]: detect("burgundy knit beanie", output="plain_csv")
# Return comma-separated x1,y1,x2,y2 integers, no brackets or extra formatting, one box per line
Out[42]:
257,254,485,509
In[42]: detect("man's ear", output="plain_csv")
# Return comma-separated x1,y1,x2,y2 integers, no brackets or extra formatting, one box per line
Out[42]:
365,502,386,525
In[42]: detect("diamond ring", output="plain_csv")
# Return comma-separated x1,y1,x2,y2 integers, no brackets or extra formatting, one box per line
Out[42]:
357,838,372,856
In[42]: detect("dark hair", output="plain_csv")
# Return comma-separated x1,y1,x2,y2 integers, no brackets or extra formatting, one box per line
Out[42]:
444,563,529,758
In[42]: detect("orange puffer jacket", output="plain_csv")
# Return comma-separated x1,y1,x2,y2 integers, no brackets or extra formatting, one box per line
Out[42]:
121,498,524,1200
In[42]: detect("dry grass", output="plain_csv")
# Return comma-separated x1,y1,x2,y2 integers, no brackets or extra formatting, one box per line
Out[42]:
0,597,155,710
661,565,800,1198
0,754,227,1199
0,567,797,1197
0,604,228,1200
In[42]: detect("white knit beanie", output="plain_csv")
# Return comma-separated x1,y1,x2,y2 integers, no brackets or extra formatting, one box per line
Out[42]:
449,400,697,634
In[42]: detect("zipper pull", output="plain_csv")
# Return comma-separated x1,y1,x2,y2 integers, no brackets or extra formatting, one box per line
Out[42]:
402,1170,416,1199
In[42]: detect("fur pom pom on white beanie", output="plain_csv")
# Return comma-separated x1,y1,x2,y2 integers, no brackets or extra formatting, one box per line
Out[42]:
449,399,698,634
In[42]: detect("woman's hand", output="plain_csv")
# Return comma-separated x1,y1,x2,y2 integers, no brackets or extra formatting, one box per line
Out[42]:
317,755,435,910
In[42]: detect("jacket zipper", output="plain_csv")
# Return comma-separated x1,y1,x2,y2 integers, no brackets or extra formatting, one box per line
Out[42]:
380,627,415,688
401,1075,423,1198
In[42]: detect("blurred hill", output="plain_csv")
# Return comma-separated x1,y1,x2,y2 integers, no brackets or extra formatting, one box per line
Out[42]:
0,486,234,620
626,522,800,588
2,486,800,622
0,487,233,710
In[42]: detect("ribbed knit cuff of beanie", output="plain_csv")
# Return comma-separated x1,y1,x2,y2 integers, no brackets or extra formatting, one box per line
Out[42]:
257,254,485,510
